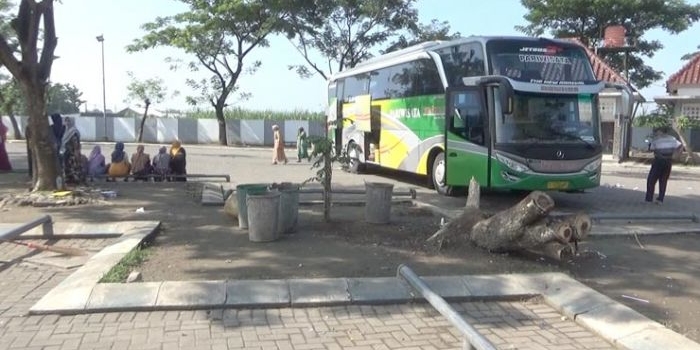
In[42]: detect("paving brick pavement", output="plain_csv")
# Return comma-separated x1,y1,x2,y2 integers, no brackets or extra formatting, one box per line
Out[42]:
1,239,615,350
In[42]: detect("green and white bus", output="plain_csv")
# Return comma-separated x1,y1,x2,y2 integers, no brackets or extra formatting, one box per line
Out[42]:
326,36,633,195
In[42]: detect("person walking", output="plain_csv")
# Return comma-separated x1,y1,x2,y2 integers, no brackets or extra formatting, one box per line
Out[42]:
296,126,309,162
271,125,287,165
645,126,682,204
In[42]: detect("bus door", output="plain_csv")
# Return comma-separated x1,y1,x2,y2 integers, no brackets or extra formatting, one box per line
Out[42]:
444,86,489,187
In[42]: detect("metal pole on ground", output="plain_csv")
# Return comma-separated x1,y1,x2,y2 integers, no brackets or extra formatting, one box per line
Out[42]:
0,215,53,240
397,264,496,350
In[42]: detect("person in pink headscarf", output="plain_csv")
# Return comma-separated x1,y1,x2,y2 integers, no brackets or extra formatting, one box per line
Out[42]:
0,120,12,171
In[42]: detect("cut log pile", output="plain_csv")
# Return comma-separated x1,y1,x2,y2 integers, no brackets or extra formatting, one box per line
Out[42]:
427,178,590,260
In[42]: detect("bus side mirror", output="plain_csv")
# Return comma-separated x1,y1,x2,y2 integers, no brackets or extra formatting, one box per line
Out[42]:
476,76,514,115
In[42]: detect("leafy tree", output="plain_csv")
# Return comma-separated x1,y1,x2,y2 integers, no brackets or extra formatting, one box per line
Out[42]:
128,0,292,145
517,0,700,89
383,19,461,53
46,82,84,114
124,71,167,142
286,0,419,80
0,0,60,190
303,133,349,222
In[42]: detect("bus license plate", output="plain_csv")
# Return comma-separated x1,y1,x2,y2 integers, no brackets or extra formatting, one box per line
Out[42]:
547,181,570,190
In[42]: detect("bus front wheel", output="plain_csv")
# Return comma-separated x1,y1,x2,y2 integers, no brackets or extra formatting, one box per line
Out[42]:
431,152,454,196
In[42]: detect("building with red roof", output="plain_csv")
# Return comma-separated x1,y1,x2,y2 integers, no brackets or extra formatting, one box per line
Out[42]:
657,53,700,121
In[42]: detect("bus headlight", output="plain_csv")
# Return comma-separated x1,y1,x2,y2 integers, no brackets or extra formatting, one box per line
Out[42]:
496,153,530,173
583,159,602,173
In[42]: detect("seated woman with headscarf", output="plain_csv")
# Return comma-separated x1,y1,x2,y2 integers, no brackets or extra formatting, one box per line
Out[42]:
107,142,130,180
86,145,107,180
130,145,152,181
60,117,85,185
168,140,187,181
152,146,170,182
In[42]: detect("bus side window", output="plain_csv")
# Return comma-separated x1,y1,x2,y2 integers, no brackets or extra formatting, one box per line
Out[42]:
451,91,484,145
466,111,485,145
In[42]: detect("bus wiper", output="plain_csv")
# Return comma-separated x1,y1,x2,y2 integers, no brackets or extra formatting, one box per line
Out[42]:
549,129,596,149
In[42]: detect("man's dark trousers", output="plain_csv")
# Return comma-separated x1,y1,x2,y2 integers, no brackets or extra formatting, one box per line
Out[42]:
646,158,672,202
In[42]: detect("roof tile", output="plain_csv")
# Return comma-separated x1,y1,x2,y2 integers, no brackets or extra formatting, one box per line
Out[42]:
666,54,700,87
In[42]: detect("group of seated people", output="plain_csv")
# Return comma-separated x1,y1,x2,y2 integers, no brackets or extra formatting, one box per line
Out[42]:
85,140,187,181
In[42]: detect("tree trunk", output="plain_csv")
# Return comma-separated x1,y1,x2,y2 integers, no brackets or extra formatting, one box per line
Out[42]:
137,102,150,142
8,113,22,140
562,213,592,241
527,242,575,261
23,83,59,191
672,124,700,164
514,218,573,250
426,188,589,258
470,191,554,251
215,105,227,145
427,177,485,249
322,152,332,222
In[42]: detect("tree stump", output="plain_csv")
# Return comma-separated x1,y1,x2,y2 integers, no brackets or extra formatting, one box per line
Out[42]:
426,178,591,260
470,191,554,251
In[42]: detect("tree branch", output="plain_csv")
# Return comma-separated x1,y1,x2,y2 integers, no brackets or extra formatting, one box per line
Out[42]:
17,0,40,67
288,35,327,80
38,0,57,82
0,34,22,78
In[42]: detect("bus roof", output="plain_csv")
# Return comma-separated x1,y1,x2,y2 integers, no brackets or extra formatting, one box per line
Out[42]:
328,35,585,82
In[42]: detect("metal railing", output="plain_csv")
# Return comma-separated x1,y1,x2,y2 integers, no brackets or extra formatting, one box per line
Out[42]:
397,264,496,350
588,212,699,223
93,173,231,182
298,187,417,199
0,215,54,241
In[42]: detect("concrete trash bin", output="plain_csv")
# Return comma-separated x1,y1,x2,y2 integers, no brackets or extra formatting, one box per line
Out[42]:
246,191,281,242
364,182,394,224
236,183,269,229
276,183,300,234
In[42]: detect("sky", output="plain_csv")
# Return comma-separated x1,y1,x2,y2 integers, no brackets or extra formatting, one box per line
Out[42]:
38,0,700,114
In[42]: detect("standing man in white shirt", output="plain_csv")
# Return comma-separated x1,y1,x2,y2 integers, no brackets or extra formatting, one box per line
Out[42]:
645,126,683,203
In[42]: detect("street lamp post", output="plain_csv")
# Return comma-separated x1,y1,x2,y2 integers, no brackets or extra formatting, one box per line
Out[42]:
96,34,107,141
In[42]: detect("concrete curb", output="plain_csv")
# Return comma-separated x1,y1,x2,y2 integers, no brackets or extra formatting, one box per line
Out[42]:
30,271,700,349
28,221,161,315
21,220,699,349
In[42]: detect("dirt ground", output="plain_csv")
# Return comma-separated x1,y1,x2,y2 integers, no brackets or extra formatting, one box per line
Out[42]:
0,172,698,342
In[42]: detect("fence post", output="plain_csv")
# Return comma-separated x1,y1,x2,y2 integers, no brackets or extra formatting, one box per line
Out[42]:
42,216,54,238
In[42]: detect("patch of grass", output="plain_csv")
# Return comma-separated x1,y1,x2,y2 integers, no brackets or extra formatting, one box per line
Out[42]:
99,246,151,283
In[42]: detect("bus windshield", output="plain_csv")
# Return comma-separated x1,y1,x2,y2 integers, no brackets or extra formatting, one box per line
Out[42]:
487,40,596,84
495,93,600,145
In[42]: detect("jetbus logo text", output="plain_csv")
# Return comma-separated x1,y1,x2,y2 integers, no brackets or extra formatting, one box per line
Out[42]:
520,46,563,55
